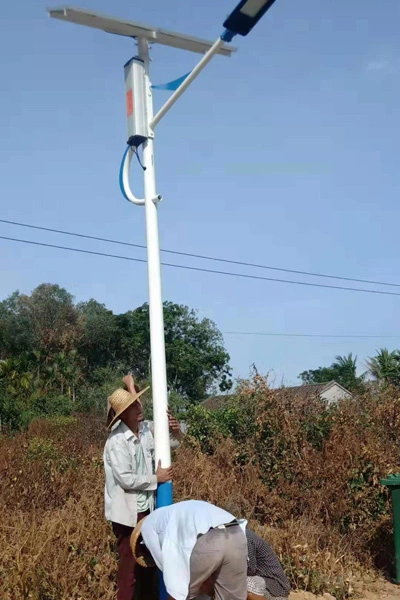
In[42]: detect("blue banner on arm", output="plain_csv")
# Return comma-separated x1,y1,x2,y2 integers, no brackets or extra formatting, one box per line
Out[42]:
152,72,191,91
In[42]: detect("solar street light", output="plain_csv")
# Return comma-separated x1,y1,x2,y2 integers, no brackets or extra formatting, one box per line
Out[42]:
223,0,278,36
47,1,280,518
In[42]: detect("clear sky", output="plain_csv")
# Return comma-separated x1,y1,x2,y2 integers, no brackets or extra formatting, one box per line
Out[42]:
1,0,399,386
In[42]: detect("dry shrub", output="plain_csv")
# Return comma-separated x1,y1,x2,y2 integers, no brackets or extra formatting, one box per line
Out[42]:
1,378,400,599
172,438,267,519
254,519,370,600
175,376,400,596
172,441,364,600
0,414,115,600
0,495,116,600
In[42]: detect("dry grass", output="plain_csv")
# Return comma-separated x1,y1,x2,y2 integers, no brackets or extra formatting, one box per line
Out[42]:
0,416,116,600
1,380,400,599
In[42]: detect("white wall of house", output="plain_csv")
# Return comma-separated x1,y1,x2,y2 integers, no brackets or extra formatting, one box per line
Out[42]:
321,384,352,405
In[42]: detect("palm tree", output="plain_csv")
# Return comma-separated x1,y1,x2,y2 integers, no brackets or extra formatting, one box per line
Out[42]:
0,358,17,379
366,349,400,385
45,350,83,401
331,353,366,392
0,357,35,398
333,353,358,372
0,358,22,389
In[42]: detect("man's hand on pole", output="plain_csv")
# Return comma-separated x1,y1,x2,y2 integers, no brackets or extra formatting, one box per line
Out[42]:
167,410,182,440
156,459,173,483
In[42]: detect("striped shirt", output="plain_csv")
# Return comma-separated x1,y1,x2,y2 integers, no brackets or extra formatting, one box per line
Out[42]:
246,529,291,598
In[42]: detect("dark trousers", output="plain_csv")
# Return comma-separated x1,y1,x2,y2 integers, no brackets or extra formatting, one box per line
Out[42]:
112,511,155,600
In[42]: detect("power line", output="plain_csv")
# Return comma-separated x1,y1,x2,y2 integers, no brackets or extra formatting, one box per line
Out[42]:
1,217,399,289
1,234,400,298
223,331,400,339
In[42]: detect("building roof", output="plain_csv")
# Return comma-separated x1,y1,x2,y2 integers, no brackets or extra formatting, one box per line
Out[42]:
201,395,234,411
201,381,351,411
274,381,341,399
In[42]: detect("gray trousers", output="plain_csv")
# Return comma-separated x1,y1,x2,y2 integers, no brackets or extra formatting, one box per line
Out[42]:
188,526,248,600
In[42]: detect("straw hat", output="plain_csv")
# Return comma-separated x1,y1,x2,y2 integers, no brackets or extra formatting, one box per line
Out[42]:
130,517,156,567
107,386,149,429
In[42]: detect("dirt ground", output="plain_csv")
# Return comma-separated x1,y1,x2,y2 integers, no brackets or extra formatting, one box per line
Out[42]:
290,579,400,600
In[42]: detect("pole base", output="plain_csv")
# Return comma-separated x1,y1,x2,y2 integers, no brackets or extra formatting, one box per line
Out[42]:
156,482,173,600
156,481,173,508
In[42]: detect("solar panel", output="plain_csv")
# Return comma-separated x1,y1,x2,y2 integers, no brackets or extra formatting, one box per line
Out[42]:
47,7,236,56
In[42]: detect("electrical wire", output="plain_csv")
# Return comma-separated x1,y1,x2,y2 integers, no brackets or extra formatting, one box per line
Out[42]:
0,218,399,289
223,331,400,339
1,234,400,297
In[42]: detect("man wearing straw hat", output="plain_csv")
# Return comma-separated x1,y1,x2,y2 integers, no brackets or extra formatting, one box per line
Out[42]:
104,373,181,600
130,500,248,600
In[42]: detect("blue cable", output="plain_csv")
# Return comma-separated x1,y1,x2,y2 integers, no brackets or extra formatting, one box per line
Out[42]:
119,146,131,202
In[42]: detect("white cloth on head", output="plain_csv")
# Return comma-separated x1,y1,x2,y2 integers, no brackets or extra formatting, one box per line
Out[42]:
141,500,247,600
247,575,289,600
247,575,267,595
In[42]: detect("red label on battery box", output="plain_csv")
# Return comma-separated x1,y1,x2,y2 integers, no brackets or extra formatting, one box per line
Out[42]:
126,89,133,117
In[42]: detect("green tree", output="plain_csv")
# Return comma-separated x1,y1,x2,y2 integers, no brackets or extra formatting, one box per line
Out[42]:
0,285,84,429
77,299,118,371
18,284,81,353
0,291,35,358
0,284,81,360
115,302,232,402
332,353,365,391
114,307,150,377
367,348,400,387
299,366,336,385
0,284,233,424
299,353,365,392
45,350,83,399
0,356,37,430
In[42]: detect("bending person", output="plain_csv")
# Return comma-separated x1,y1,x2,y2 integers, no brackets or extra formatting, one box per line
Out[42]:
246,528,290,600
130,499,248,600
198,527,290,600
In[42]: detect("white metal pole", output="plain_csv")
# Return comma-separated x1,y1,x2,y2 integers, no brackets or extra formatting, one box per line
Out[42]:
137,38,172,490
